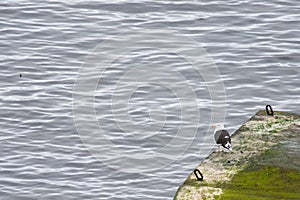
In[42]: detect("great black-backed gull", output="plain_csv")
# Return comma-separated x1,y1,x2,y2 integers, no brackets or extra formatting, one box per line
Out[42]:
212,123,232,152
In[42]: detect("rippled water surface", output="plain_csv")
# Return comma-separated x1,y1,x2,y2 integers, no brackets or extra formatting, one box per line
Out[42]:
1,0,299,199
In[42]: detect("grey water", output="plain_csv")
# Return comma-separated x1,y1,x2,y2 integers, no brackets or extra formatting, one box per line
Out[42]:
0,0,299,199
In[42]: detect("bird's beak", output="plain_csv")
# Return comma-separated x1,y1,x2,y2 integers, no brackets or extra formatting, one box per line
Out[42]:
227,146,233,152
211,124,216,128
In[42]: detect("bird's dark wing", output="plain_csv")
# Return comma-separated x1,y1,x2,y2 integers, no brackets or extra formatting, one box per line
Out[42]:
214,130,230,144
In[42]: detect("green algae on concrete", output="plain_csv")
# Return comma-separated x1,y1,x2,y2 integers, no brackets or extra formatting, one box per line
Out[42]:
220,166,300,200
221,140,300,200
174,110,300,200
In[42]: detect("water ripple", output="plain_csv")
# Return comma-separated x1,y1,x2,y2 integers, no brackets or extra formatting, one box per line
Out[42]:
0,0,299,199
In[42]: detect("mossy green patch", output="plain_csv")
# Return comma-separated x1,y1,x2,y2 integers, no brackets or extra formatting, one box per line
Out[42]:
221,138,300,200
220,166,300,200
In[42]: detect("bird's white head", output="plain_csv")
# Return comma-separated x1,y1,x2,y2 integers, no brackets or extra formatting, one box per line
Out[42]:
224,138,233,152
211,123,225,131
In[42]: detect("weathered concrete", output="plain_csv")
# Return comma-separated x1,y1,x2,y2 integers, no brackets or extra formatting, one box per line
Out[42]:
174,110,300,200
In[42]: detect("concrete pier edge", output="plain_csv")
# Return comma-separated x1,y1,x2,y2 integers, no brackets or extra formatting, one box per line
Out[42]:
174,110,300,200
